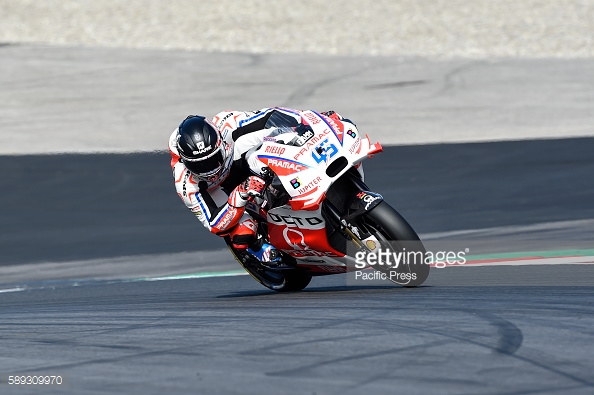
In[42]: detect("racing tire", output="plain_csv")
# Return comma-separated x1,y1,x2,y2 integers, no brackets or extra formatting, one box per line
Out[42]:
361,201,430,287
226,242,312,292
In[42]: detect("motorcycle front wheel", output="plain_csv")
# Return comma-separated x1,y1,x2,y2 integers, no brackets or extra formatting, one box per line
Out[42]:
358,201,430,287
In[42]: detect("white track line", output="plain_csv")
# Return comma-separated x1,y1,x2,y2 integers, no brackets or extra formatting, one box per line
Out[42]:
0,287,26,293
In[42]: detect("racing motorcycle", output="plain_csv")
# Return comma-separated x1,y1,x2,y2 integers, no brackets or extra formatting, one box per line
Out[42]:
225,110,429,291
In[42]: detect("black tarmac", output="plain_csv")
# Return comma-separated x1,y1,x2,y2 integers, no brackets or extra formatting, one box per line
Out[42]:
1,138,594,393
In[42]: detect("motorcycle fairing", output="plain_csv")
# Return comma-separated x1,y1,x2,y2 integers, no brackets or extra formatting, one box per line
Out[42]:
266,206,345,260
255,110,383,211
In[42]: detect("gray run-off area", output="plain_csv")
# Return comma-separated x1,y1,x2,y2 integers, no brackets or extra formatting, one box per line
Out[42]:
1,1,593,154
1,46,593,154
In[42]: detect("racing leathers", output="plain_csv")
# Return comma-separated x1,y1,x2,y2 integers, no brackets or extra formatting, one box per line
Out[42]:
169,107,347,264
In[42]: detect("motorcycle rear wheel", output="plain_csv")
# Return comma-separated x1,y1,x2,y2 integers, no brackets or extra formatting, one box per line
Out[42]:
226,242,312,292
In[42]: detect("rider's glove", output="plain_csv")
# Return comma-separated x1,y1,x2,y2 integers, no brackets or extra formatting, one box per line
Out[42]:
239,176,266,199
228,176,267,207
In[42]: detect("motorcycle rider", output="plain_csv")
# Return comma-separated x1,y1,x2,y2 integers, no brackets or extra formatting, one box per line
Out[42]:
168,107,347,269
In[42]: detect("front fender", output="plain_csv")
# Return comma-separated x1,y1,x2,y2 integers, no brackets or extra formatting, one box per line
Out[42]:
342,190,383,222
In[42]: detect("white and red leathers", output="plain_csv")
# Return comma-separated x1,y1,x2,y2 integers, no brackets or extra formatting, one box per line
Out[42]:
169,107,350,248
169,107,342,248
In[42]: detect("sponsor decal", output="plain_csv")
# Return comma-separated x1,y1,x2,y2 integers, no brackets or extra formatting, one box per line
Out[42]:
263,136,277,142
216,112,233,128
303,111,321,125
347,129,356,138
357,191,382,210
282,227,310,250
290,177,301,189
265,145,286,155
297,176,322,195
293,129,331,160
293,129,314,146
298,258,327,263
316,265,345,273
192,141,210,155
285,249,341,258
268,212,324,229
268,217,342,258
264,157,307,175
320,113,345,144
215,206,238,231
341,220,362,238
348,138,361,154
181,170,193,197
191,206,204,219
365,240,377,250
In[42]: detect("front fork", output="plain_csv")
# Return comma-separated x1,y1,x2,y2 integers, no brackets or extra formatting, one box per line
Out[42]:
323,174,384,254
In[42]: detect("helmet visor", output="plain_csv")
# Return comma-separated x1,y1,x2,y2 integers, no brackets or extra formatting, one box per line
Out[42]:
183,148,225,179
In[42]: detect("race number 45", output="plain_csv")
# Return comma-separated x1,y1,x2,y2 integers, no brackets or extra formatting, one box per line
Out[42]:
312,139,338,164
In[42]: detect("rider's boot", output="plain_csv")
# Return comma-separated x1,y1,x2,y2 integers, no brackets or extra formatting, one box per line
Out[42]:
247,237,292,270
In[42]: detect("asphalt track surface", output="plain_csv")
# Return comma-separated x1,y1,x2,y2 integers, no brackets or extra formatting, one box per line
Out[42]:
2,276,594,394
1,139,594,394
2,138,594,266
